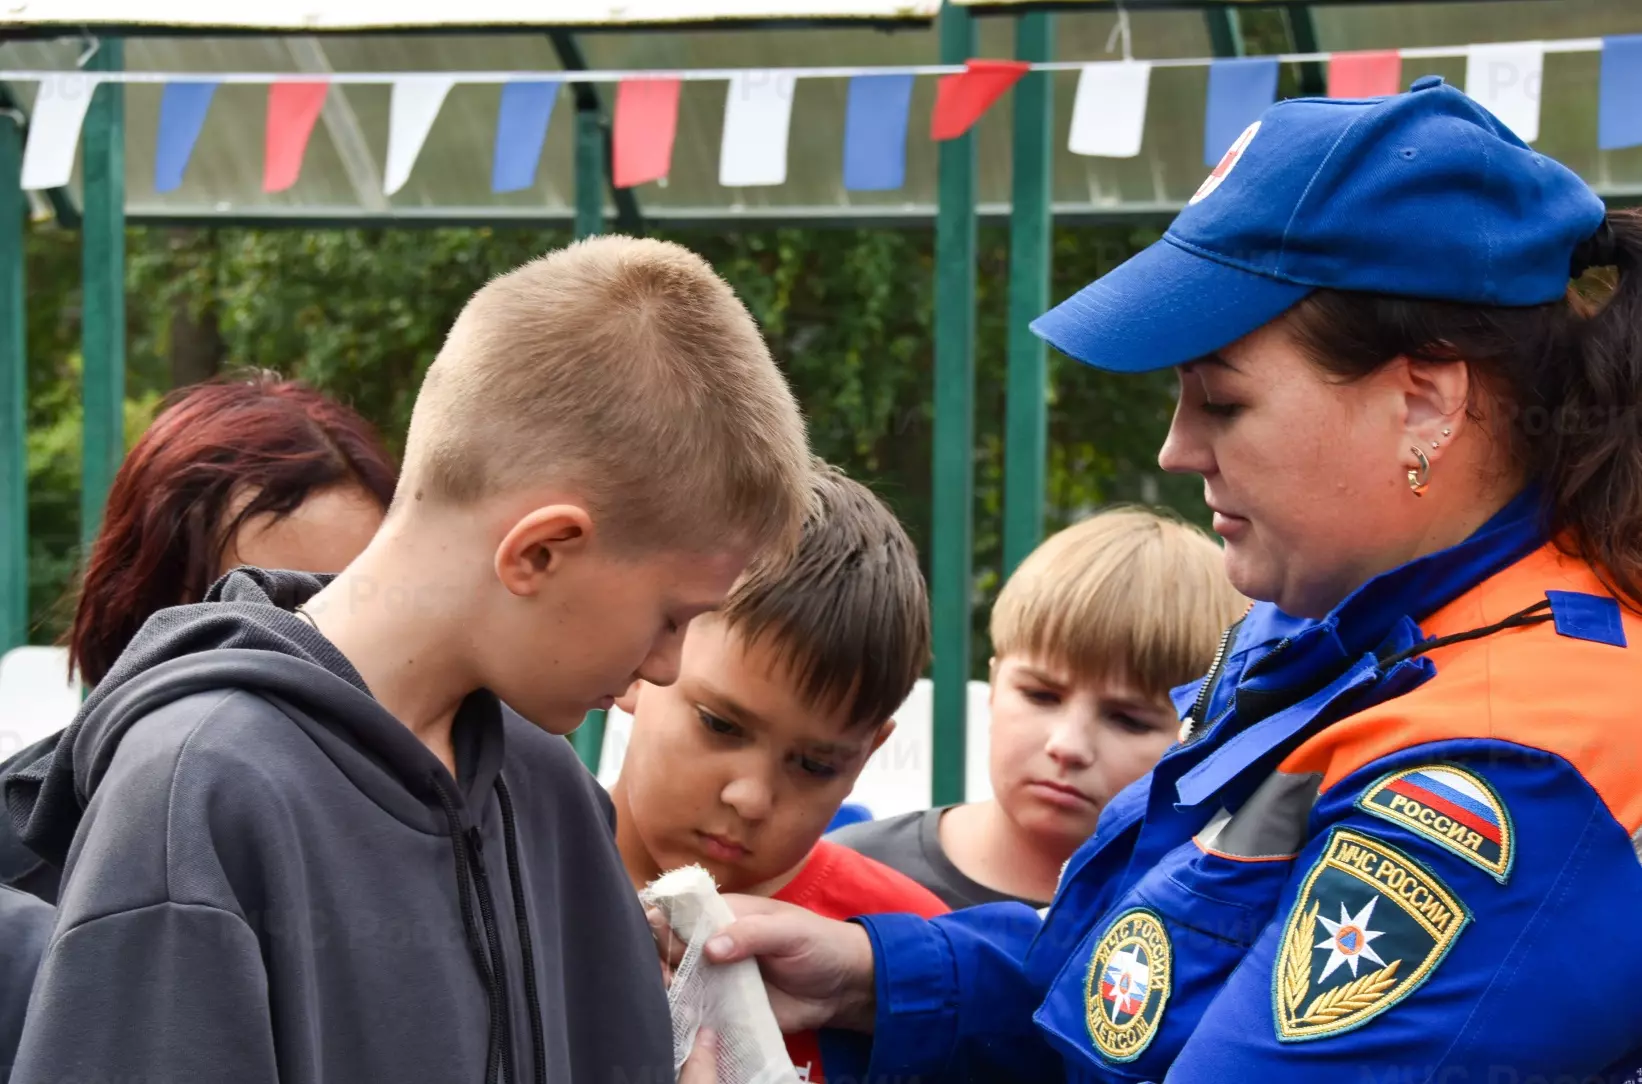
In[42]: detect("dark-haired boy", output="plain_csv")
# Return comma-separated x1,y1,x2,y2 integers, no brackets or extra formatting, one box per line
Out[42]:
612,461,945,1083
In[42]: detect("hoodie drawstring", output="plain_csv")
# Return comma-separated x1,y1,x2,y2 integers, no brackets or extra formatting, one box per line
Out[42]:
496,778,548,1084
433,773,547,1084
433,774,511,1084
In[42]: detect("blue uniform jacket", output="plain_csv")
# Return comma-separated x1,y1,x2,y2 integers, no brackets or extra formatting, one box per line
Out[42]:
838,489,1642,1083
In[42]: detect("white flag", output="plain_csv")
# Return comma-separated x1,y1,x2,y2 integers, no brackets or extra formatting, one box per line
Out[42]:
1068,62,1152,159
384,76,454,195
21,74,97,190
1465,42,1544,144
719,70,797,187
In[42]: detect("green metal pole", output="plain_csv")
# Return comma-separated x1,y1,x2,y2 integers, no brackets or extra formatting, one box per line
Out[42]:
1003,11,1053,581
0,110,25,652
569,101,609,772
931,3,977,809
573,106,606,242
1285,4,1328,97
1205,8,1246,59
80,39,125,552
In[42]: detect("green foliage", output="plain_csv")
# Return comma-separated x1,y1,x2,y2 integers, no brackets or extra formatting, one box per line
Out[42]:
20,220,1206,675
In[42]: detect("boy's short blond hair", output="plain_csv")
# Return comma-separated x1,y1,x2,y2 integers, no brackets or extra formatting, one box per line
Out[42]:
398,235,810,558
990,506,1248,700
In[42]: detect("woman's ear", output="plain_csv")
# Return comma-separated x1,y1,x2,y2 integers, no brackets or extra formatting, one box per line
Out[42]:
1396,355,1471,464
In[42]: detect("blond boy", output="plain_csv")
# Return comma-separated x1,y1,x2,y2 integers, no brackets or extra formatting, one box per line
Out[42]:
831,506,1247,908
7,237,809,1084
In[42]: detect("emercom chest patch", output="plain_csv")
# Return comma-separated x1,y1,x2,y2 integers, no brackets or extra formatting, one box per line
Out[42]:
1274,829,1470,1043
1084,908,1173,1063
1357,764,1514,883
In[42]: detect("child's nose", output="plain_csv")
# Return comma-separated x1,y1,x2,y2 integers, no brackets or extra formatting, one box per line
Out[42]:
635,641,683,689
1044,716,1097,769
720,775,773,823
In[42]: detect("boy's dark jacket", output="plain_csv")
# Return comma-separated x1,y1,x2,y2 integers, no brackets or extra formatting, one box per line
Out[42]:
1,568,673,1084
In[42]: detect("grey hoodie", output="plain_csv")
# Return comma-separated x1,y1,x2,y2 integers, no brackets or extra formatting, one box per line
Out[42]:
0,885,51,1083
2,568,673,1084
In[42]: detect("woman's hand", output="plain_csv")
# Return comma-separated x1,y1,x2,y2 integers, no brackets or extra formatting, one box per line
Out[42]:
701,894,879,1034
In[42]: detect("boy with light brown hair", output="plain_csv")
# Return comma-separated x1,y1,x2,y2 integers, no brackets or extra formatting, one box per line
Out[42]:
831,505,1248,909
7,236,808,1084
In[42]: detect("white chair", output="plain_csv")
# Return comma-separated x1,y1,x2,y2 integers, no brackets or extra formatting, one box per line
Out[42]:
595,677,994,818
0,646,80,760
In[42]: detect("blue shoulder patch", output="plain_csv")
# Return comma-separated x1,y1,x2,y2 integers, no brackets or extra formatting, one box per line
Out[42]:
1546,590,1627,648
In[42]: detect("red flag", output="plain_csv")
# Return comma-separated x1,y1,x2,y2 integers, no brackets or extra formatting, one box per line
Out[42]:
264,81,329,193
1327,51,1402,99
930,59,1031,141
613,77,682,189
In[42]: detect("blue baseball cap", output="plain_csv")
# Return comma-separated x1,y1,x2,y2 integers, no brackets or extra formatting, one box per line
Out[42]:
1030,76,1608,374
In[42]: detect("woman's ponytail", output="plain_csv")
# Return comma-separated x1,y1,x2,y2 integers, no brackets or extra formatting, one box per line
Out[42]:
1550,209,1642,606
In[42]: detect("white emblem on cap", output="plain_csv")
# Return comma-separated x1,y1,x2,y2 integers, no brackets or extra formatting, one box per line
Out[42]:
1189,121,1261,206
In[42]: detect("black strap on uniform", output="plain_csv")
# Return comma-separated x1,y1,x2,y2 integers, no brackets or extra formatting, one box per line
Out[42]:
1375,598,1554,672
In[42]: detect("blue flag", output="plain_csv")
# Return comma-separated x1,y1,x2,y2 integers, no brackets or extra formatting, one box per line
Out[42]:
1205,58,1278,166
154,82,218,193
493,81,560,194
1600,35,1642,151
843,74,914,192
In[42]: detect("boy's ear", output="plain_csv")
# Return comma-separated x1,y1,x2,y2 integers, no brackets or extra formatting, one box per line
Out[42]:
868,718,897,757
613,679,643,716
494,504,596,597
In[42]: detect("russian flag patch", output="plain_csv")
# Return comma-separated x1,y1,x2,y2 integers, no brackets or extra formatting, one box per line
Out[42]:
1357,764,1514,883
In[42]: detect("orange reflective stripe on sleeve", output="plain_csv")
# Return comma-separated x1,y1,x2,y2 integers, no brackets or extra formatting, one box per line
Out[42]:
1281,544,1642,837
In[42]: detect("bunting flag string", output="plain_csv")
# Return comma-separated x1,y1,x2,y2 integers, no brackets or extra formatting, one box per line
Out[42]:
720,70,796,187
1205,57,1278,166
1327,50,1402,99
154,81,217,192
19,73,96,190
263,81,328,193
385,76,454,195
842,73,914,191
1068,61,1151,159
1599,34,1642,151
1465,41,1545,144
8,33,1636,197
613,76,681,188
493,80,560,193
931,59,1029,141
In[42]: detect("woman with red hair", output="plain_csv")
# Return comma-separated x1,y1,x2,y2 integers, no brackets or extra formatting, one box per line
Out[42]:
0,371,396,901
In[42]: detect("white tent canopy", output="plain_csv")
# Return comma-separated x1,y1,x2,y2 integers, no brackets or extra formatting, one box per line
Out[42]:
0,0,940,31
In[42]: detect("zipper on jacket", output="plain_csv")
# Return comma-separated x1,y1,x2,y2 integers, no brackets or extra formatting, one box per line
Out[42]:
468,827,516,1084
1179,622,1238,744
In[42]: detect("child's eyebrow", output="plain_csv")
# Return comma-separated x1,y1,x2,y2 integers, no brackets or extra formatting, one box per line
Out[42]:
697,682,862,756
1016,664,1070,687
1100,694,1168,715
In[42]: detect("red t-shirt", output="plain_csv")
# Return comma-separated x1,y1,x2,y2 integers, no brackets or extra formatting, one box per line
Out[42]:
771,840,949,1083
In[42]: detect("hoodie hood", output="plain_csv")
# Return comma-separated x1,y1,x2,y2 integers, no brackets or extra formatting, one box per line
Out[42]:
3,567,503,870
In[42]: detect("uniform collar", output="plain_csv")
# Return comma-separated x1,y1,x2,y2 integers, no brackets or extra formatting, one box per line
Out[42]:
1169,485,1546,750
1242,484,1544,686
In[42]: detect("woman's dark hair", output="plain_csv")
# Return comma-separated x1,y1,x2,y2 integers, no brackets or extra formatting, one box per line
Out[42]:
66,372,398,686
1285,207,1642,608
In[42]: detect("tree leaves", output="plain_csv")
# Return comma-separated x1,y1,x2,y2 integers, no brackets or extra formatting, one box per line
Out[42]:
21,220,1204,669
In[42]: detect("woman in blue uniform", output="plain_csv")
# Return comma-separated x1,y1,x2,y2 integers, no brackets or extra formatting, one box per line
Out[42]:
694,78,1642,1081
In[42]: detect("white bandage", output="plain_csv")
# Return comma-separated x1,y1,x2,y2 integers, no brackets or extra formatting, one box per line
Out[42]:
641,865,803,1084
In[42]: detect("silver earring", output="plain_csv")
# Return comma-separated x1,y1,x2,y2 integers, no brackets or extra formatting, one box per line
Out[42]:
1408,447,1431,496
